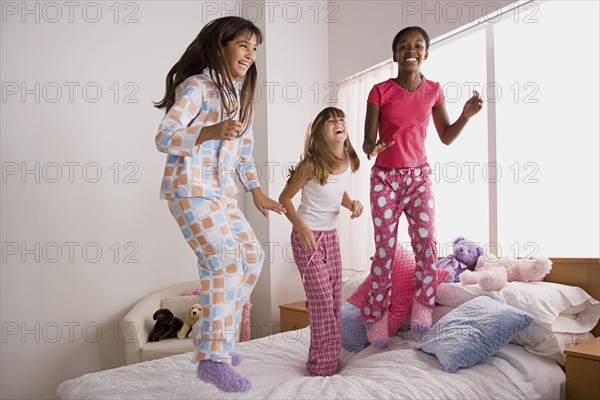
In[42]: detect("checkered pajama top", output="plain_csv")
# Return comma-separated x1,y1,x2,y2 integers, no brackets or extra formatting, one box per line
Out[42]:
155,69,261,199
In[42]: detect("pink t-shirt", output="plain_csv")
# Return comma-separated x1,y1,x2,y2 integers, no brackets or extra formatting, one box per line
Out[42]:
367,78,444,168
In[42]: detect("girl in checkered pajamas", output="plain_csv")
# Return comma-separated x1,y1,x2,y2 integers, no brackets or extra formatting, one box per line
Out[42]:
279,107,363,376
361,26,483,348
154,17,285,393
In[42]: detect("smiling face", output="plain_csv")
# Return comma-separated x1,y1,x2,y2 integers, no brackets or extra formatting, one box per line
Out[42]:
221,32,258,80
323,116,347,149
393,30,428,72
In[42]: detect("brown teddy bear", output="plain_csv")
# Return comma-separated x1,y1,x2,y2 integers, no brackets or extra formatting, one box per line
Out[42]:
178,303,201,339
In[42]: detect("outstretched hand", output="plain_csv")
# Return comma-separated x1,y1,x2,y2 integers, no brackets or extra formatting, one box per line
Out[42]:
367,140,395,160
462,90,484,119
253,189,286,217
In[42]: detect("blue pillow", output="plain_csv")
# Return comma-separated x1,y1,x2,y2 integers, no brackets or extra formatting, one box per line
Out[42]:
416,296,533,373
341,302,370,352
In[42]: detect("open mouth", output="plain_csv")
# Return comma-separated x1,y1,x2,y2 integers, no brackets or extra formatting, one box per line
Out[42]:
404,57,418,63
335,128,345,135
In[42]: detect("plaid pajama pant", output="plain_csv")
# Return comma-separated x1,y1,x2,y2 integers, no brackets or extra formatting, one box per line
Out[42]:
291,228,342,376
361,164,438,324
167,196,263,363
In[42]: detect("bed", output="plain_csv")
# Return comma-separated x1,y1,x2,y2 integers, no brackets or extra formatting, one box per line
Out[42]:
56,258,599,400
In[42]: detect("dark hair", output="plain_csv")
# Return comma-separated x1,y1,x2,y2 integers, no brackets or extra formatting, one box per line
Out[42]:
154,16,263,130
287,107,360,186
392,26,430,53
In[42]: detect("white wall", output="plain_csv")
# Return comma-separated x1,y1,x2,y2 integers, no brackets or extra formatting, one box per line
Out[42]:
0,0,519,398
328,0,516,82
246,1,330,336
0,1,241,398
0,0,326,398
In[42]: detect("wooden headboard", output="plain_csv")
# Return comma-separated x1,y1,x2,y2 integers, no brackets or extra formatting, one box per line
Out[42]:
544,258,600,337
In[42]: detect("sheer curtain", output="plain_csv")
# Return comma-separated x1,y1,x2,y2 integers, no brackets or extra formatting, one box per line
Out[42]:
337,61,394,274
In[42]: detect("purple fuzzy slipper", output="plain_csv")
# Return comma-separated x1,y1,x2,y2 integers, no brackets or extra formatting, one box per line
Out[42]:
229,351,242,366
197,360,251,393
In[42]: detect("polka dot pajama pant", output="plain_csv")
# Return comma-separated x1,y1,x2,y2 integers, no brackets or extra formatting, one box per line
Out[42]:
361,164,438,325
167,196,263,363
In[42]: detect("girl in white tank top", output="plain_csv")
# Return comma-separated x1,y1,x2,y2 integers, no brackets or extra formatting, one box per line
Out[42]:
278,107,362,376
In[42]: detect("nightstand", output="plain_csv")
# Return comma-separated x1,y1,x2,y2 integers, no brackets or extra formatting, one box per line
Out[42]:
564,337,600,400
279,300,310,332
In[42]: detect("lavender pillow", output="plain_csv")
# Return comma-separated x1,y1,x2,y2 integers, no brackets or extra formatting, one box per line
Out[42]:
416,296,534,372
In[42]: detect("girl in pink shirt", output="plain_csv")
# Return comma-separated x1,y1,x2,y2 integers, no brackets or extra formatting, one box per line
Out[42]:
361,26,483,348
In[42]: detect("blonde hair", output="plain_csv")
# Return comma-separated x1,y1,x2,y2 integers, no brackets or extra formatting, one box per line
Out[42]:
288,107,360,185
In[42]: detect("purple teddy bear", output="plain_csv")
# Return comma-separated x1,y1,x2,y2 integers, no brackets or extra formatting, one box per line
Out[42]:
436,237,483,283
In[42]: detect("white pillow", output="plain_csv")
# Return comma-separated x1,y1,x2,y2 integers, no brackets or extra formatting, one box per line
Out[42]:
436,283,488,307
511,322,595,365
500,282,599,332
436,281,600,333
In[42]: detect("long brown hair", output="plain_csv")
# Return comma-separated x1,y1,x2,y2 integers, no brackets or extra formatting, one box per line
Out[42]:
288,107,360,185
154,16,263,130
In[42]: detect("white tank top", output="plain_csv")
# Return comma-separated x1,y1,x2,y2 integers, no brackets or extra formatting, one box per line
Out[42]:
297,163,352,230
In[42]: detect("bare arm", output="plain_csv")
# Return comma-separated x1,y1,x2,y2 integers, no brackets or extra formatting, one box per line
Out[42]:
363,103,395,159
363,103,380,155
251,188,286,217
433,90,484,145
278,163,316,250
341,191,363,219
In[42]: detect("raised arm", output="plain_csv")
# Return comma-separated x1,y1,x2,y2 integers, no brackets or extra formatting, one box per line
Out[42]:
155,77,245,156
155,79,208,157
433,90,483,145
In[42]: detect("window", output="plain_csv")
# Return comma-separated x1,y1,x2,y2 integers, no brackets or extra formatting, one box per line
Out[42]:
338,0,599,268
424,28,488,255
494,0,599,257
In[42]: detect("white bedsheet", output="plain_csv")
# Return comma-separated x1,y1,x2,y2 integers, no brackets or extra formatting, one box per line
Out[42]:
56,327,565,400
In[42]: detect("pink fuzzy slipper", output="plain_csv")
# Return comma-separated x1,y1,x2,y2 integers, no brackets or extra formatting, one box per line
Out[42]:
366,313,390,349
410,299,432,333
196,360,251,393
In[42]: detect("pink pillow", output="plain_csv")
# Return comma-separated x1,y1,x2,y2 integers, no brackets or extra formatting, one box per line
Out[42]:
347,247,448,335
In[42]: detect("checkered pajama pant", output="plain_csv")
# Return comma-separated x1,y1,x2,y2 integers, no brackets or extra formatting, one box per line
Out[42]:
291,228,342,376
167,196,263,363
361,164,438,324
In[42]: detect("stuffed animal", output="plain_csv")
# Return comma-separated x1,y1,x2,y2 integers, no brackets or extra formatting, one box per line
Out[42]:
178,303,201,339
148,308,183,342
435,236,483,283
459,255,552,291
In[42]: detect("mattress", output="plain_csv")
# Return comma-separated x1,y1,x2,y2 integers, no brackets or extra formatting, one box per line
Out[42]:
56,327,565,399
